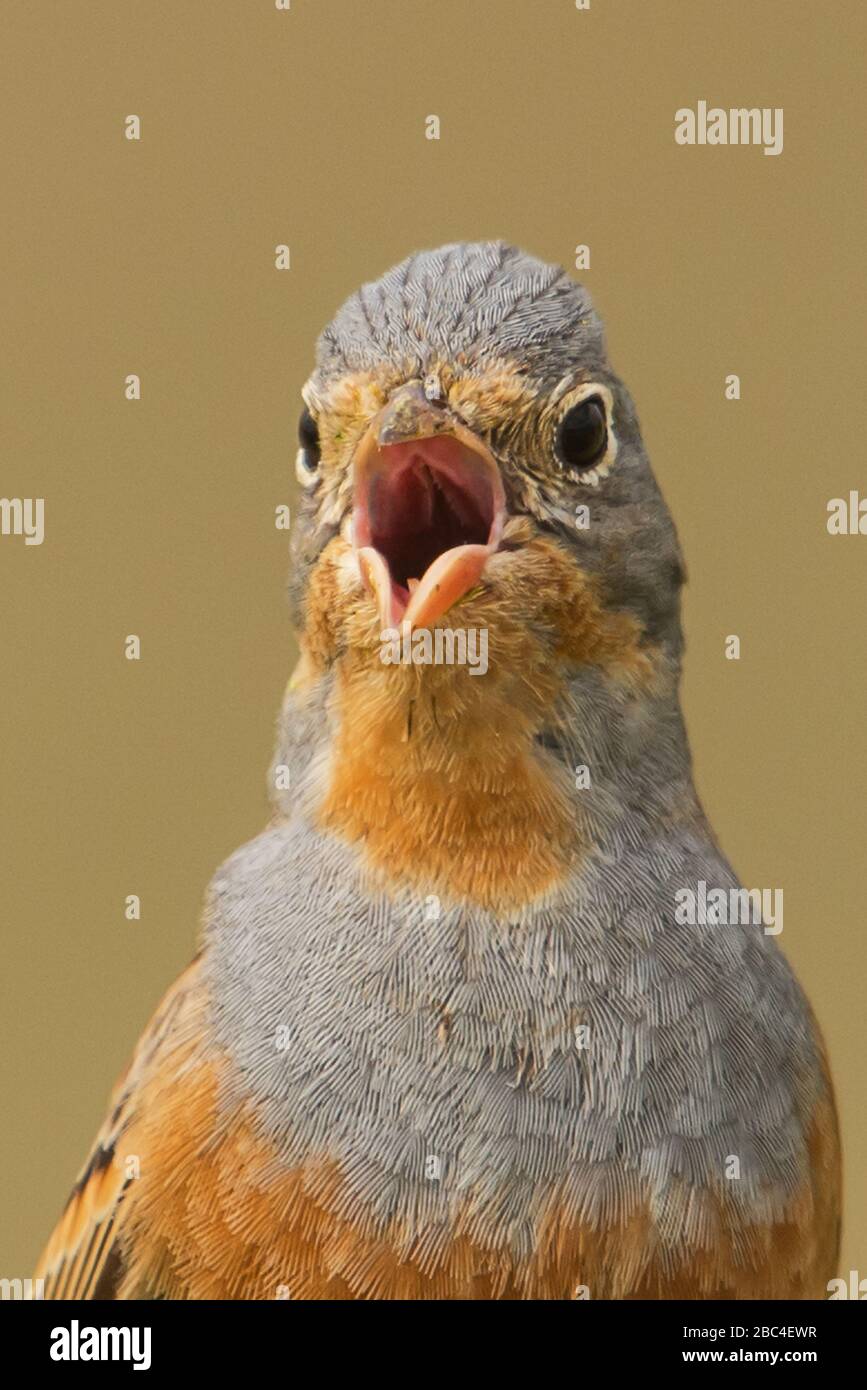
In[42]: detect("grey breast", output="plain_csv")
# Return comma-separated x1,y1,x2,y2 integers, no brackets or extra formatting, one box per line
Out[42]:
203,808,822,1261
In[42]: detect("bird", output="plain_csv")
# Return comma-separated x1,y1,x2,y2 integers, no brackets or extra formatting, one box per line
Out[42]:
36,241,840,1300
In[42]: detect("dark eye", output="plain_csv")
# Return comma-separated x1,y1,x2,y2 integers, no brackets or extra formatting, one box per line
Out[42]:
555,396,608,472
297,407,320,471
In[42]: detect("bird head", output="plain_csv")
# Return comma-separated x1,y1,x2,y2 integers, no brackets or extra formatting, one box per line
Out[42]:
282,242,691,912
291,240,683,672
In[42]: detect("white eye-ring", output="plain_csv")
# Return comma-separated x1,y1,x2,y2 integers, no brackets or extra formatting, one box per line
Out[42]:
553,381,617,486
295,446,319,488
295,405,321,486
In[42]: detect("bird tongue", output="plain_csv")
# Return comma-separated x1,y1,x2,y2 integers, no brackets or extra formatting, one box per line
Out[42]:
357,541,491,629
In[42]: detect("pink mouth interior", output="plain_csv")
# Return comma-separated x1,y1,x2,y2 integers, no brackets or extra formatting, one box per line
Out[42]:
353,434,503,625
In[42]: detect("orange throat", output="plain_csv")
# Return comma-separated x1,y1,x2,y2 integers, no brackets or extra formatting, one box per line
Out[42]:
318,661,579,915
300,533,655,915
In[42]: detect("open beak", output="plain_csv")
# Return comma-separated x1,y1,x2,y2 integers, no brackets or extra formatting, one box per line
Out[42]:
352,382,505,629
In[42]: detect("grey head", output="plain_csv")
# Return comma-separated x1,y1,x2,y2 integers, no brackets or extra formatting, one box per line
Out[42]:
292,240,686,660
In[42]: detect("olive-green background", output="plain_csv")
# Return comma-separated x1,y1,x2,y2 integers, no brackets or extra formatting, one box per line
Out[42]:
2,0,864,1284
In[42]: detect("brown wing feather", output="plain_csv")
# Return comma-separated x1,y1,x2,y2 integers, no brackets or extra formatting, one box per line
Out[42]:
35,956,204,1299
